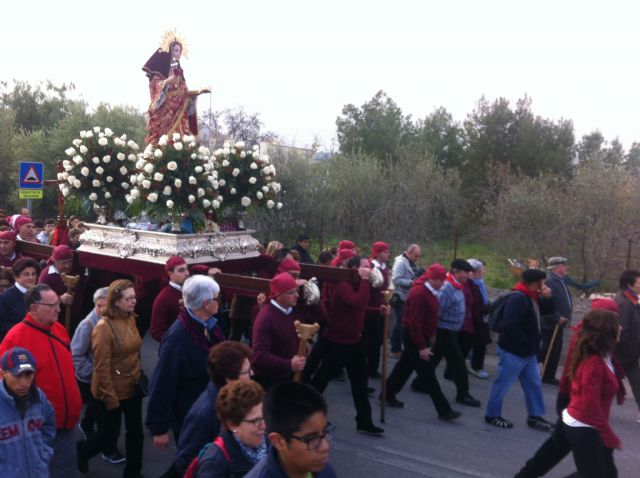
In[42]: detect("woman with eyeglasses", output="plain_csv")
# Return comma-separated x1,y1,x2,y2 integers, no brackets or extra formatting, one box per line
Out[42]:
78,279,144,478
194,380,266,477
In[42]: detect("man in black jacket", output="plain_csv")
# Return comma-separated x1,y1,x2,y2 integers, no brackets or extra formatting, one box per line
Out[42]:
539,257,573,385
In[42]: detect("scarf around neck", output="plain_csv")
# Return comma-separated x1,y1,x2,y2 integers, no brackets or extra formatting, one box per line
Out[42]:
446,272,463,290
512,282,539,302
233,432,268,464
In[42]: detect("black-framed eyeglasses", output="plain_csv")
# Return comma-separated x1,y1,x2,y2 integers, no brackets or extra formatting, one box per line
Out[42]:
289,423,335,451
35,302,61,309
242,416,265,427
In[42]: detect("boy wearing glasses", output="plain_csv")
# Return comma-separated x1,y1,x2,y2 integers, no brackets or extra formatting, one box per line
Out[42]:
0,284,82,478
246,382,337,478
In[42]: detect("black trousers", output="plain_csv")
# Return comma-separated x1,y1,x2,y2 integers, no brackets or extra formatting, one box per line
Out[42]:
386,329,453,417
80,395,143,478
311,337,375,427
563,423,617,478
363,315,383,376
539,326,564,381
457,331,486,371
77,380,120,453
429,328,469,399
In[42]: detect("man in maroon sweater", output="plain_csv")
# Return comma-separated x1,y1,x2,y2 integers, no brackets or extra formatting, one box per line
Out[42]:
0,230,20,267
311,256,385,436
364,241,391,379
37,245,75,313
150,256,190,342
252,272,307,389
383,263,462,421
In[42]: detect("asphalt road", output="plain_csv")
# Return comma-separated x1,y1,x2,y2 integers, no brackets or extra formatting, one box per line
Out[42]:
83,331,640,478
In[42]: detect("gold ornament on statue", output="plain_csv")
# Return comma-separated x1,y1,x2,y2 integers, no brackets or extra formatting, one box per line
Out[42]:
159,29,189,58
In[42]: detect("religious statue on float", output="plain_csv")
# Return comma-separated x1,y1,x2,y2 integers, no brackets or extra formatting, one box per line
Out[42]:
141,30,210,145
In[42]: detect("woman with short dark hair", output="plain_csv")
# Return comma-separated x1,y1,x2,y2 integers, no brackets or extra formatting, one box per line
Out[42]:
0,257,40,340
194,381,266,478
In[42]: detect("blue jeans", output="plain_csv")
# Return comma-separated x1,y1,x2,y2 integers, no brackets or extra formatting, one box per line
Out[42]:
486,346,545,418
390,297,404,353
50,428,77,478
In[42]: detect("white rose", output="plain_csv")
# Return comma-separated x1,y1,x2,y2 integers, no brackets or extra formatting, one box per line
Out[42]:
137,173,145,183
174,179,182,188
163,186,172,195
154,149,163,158
144,163,154,174
195,166,203,173
116,153,125,161
204,163,211,171
256,191,263,199
127,154,136,161
81,167,90,177
202,199,212,208
196,188,204,197
57,173,64,181
143,145,153,158
230,188,236,195
222,160,230,167
158,135,168,146
262,186,269,193
250,162,257,169
172,132,181,142
121,182,129,189
72,139,82,147
252,145,259,151
154,172,164,181
253,152,260,160
92,157,100,165
79,131,87,138
212,199,220,209
223,148,230,156
135,159,146,170
130,189,140,199
127,140,136,148
212,179,219,189
79,145,88,154
125,194,133,204
249,177,257,184
276,202,283,209
241,196,251,207
232,168,240,177
89,192,98,201
191,153,197,160
166,200,174,209
73,155,83,165
62,172,69,179
92,179,101,187
73,179,82,188
114,137,124,147
63,160,71,168
62,187,70,197
213,148,223,157
198,146,209,155
106,176,113,183
93,126,100,133
103,155,112,163
219,179,226,187
235,141,245,149
142,180,151,189
267,200,275,209
188,195,195,203
262,154,270,163
96,167,104,175
174,142,183,151
64,164,73,172
188,176,197,185
98,137,108,146
120,167,128,176
240,151,246,159
167,161,178,171
67,175,76,184
148,193,158,203
104,128,113,137
104,192,112,199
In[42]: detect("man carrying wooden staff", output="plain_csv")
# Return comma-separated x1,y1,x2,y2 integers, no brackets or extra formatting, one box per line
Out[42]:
37,245,77,329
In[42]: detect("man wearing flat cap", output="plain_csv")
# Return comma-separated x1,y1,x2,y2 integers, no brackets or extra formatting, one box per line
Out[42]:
539,257,573,385
485,269,555,431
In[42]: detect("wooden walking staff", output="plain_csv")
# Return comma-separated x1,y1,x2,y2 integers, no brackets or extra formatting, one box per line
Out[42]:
61,273,80,334
541,323,561,378
293,321,320,382
379,288,394,423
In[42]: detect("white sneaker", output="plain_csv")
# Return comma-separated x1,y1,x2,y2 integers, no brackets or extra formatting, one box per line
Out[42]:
468,367,489,379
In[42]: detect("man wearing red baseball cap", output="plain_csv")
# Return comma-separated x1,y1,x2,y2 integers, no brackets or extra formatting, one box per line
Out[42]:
0,230,20,267
252,273,307,389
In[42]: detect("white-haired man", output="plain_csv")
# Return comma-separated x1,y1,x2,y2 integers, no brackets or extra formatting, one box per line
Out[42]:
146,275,225,471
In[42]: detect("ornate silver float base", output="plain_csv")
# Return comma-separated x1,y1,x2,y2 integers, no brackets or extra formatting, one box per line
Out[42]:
78,224,261,264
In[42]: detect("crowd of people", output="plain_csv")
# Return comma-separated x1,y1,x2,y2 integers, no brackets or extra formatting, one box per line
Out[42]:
1,211,639,478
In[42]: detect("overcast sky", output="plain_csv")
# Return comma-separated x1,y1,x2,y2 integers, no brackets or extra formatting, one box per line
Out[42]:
5,0,640,150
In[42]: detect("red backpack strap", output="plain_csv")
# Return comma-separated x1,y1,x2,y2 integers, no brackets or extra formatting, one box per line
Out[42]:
214,436,230,462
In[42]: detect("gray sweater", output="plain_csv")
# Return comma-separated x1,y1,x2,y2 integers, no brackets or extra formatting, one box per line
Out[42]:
71,309,100,383
391,254,418,301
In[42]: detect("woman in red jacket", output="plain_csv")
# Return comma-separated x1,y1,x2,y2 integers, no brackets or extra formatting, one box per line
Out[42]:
562,308,623,478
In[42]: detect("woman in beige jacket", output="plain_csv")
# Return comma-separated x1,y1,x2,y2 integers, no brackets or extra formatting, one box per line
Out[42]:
77,279,144,477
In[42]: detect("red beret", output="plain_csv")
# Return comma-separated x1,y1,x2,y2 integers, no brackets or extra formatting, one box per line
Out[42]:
52,245,73,262
370,241,389,260
269,272,298,299
0,230,17,241
426,263,446,281
277,258,301,274
13,216,33,232
338,240,356,251
591,298,618,313
165,255,186,272
190,264,209,275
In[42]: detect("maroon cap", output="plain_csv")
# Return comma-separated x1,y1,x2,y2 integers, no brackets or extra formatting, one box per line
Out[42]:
338,240,356,251
0,230,17,241
277,258,301,273
269,272,298,299
13,216,33,232
591,298,618,313
165,255,186,272
370,241,389,260
52,245,73,262
426,263,446,281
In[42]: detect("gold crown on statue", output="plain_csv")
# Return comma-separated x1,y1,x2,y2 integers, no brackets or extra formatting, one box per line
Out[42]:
159,29,189,58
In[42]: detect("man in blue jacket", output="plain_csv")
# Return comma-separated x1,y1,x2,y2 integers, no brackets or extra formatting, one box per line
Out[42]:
0,346,56,478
